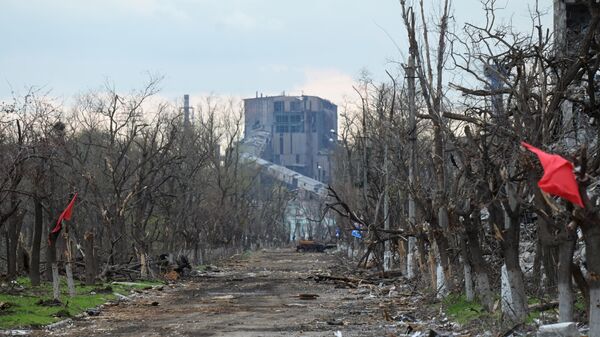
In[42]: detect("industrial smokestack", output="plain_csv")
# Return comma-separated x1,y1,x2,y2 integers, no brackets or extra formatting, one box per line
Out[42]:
183,94,190,127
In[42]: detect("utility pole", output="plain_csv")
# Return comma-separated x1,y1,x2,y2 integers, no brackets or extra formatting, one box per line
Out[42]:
361,97,368,218
406,46,417,280
383,73,397,273
383,115,391,271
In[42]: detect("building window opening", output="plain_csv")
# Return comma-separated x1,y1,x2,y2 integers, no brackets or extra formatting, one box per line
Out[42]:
274,101,284,113
290,101,301,111
275,112,304,133
279,136,284,154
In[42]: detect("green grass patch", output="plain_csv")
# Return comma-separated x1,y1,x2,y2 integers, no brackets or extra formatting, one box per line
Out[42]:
0,278,164,329
195,265,209,272
443,294,486,325
526,309,542,324
239,251,253,260
528,297,541,306
575,295,586,312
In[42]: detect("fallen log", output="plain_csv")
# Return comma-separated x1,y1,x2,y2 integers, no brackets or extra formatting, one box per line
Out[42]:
528,301,559,312
313,274,376,287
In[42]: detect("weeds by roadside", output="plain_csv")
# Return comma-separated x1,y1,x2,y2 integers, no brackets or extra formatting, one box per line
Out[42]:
0,277,163,329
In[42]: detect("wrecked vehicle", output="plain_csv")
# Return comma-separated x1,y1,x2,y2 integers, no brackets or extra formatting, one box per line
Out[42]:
296,240,336,253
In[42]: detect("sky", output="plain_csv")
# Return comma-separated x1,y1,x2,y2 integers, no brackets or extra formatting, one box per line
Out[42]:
0,0,552,107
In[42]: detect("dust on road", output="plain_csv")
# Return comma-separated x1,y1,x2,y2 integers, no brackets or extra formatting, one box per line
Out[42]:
41,249,422,337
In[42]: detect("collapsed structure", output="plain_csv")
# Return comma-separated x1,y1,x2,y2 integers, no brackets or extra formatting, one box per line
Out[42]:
240,94,338,241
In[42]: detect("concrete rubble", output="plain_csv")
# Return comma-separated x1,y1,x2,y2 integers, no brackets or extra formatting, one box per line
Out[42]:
537,322,580,337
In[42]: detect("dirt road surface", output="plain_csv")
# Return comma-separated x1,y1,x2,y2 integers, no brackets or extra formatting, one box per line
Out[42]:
39,249,438,337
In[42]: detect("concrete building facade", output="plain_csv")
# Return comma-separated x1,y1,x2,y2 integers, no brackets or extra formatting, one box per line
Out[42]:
554,0,591,57
554,0,596,147
243,95,337,183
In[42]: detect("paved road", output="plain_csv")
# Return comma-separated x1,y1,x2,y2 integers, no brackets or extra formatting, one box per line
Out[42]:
43,249,408,337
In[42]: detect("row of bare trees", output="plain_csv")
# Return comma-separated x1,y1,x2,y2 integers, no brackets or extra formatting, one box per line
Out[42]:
330,0,600,333
0,79,291,285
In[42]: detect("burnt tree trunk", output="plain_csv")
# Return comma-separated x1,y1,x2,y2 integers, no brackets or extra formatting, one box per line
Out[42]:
7,206,24,280
464,213,494,311
537,218,559,296
29,196,43,286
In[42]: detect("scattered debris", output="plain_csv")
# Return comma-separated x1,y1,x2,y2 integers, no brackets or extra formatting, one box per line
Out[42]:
46,318,72,330
313,274,376,288
21,249,553,336
113,293,131,302
111,282,149,288
537,322,579,337
212,295,235,300
85,308,101,316
426,329,447,337
285,303,307,307
164,270,179,281
297,293,319,300
296,240,337,253
326,319,345,326
0,330,31,336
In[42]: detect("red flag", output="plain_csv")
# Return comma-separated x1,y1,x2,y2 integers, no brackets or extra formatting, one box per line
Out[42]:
48,193,78,243
521,142,584,208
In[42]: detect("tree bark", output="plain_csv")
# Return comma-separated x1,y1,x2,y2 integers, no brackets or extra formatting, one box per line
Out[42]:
52,262,60,300
493,199,527,322
557,229,576,322
84,231,97,285
63,226,76,297
29,196,43,286
460,236,474,301
464,213,494,311
7,207,24,280
582,222,600,335
45,240,56,281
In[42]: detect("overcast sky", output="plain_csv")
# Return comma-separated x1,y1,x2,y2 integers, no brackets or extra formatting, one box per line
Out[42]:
1,0,552,106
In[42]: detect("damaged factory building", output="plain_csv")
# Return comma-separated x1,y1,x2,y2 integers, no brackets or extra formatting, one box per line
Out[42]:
240,94,337,242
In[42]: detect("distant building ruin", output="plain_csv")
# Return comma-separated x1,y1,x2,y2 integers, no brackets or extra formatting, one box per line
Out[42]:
240,94,338,242
243,94,337,183
554,0,592,56
554,0,596,146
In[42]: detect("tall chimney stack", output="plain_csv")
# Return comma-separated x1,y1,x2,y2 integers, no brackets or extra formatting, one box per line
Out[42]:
183,94,190,127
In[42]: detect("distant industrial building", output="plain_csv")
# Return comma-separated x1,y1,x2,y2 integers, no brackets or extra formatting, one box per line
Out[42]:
243,94,337,183
554,0,590,56
554,0,594,146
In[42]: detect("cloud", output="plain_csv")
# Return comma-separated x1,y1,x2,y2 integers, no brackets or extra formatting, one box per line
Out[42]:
5,0,191,21
112,0,190,20
217,10,284,32
292,68,357,106
220,11,258,30
258,64,290,74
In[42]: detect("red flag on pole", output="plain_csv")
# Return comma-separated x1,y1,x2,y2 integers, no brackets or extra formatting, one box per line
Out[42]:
521,142,584,208
48,193,78,244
